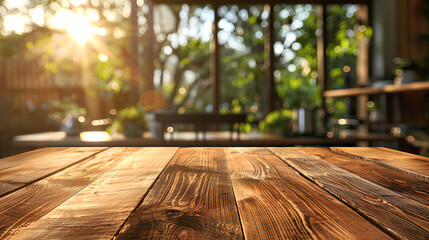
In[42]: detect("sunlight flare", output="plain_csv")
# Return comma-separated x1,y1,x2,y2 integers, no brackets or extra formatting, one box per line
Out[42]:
65,13,94,45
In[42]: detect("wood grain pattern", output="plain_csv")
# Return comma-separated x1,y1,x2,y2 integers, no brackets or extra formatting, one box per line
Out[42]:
0,147,68,171
0,147,107,198
331,147,429,180
116,148,243,239
0,147,140,239
0,147,107,197
299,147,429,205
9,147,178,240
225,147,391,240
270,147,429,240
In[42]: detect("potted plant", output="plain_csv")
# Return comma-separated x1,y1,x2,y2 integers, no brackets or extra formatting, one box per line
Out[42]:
110,104,148,137
259,108,293,136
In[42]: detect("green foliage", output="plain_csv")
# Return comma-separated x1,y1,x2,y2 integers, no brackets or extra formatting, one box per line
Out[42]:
51,96,86,121
1,0,134,108
259,108,292,133
109,104,148,135
273,5,320,109
218,5,265,114
326,4,372,90
324,5,372,123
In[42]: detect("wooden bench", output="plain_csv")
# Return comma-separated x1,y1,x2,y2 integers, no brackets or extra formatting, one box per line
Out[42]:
153,111,247,142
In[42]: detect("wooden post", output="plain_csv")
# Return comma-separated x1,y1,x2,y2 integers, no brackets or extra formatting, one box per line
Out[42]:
264,4,275,115
130,0,140,104
317,4,328,133
210,5,220,112
357,4,370,146
81,45,100,119
146,0,155,92
317,4,327,99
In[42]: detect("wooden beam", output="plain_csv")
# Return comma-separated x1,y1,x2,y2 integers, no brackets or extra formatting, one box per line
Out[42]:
210,5,220,112
264,4,275,114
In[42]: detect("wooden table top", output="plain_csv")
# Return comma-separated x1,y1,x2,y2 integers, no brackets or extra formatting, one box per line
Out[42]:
1,147,428,239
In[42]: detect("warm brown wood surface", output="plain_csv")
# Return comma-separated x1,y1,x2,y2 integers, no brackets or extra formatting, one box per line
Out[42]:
1,147,428,239
116,148,243,239
270,148,429,240
0,148,139,239
0,147,68,171
8,147,178,240
331,147,429,180
0,147,106,198
299,147,429,205
225,148,390,239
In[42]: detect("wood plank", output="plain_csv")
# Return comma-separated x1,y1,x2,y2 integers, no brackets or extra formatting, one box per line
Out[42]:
225,148,391,239
323,87,383,98
9,147,178,240
323,81,429,98
331,147,429,180
116,148,243,239
384,81,429,93
299,147,429,206
0,147,139,239
0,147,69,171
270,147,429,240
0,147,107,198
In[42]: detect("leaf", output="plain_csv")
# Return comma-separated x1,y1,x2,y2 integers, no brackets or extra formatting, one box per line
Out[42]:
179,57,190,67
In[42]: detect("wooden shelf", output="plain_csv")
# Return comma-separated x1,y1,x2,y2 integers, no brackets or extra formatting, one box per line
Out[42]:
324,81,429,98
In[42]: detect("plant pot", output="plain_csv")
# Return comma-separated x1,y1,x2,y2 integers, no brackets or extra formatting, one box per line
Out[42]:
123,120,145,137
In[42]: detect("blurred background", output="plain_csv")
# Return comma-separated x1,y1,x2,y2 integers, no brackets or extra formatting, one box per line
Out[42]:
1,0,429,157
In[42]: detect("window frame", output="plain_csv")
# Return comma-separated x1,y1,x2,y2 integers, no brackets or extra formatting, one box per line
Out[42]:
145,0,372,114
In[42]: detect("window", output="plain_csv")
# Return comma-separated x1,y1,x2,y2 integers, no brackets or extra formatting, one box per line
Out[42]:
218,5,265,115
148,1,371,117
274,4,320,109
153,4,214,113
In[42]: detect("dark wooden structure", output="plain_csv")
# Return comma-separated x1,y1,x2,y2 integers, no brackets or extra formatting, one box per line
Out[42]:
153,111,247,141
0,147,428,239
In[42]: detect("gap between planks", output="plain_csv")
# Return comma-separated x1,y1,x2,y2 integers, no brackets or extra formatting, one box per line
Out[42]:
111,147,181,239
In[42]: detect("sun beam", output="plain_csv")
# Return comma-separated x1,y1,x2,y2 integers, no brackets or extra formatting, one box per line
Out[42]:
65,13,94,45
